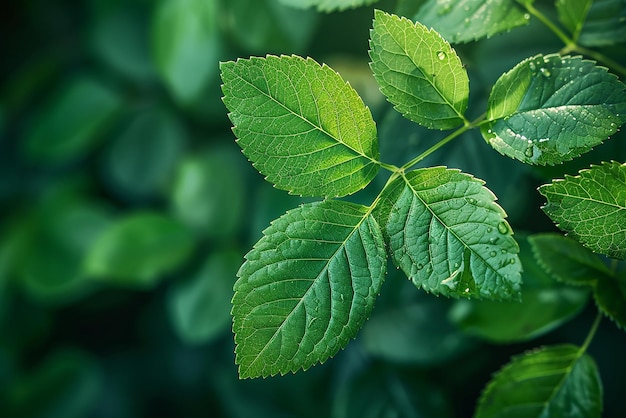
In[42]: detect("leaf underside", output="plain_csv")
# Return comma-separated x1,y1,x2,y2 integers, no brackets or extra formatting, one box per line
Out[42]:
232,200,387,378
414,0,531,43
375,167,521,300
482,54,626,165
475,344,603,418
369,10,469,130
221,55,380,198
539,161,626,260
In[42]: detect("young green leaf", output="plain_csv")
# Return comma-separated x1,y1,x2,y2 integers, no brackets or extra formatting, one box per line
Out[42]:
475,345,603,418
152,0,220,105
413,0,531,43
278,0,380,12
539,162,626,260
579,0,626,47
531,233,626,329
481,54,626,165
451,235,589,343
556,0,592,41
375,167,521,300
232,200,387,378
221,55,380,197
529,233,613,286
85,212,195,286
369,10,469,130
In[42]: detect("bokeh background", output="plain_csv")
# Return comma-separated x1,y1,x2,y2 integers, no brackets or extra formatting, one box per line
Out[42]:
1,0,625,417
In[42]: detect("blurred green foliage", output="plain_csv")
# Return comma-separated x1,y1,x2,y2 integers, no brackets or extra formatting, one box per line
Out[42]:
1,0,625,417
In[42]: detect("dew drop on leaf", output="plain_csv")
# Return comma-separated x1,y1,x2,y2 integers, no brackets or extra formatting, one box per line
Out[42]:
540,68,551,77
524,145,534,158
490,251,497,257
497,222,509,234
437,51,447,60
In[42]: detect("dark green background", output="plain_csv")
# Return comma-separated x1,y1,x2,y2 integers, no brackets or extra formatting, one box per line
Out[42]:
1,0,625,417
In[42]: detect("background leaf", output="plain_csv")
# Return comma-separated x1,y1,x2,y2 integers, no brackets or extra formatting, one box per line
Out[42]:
168,250,240,344
375,167,521,300
579,0,626,47
539,161,626,259
232,200,387,378
475,344,603,418
23,76,123,164
278,0,380,12
481,54,626,165
85,212,195,286
152,0,220,105
369,10,469,130
556,0,593,40
530,233,626,329
413,0,531,43
221,55,380,197
451,234,589,343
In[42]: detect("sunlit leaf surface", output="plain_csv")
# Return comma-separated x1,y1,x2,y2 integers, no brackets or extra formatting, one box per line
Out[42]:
375,167,521,300
482,54,626,165
221,55,380,197
369,10,469,129
232,200,386,378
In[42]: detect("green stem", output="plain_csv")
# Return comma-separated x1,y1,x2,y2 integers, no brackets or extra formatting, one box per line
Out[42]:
400,125,471,172
524,2,573,48
579,310,603,355
570,45,626,78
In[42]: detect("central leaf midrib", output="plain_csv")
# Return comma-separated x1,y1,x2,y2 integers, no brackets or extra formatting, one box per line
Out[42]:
232,69,376,164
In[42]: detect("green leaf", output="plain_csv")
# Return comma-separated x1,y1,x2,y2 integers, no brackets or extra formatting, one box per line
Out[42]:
369,10,469,130
579,0,626,47
539,161,626,259
152,0,220,105
168,250,240,344
85,212,195,286
278,0,380,12
556,0,593,40
530,233,626,329
529,233,613,286
481,54,626,165
232,200,387,378
375,167,521,300
221,55,380,197
102,108,186,200
451,234,589,343
475,345,603,418
413,0,531,43
170,146,245,239
24,76,122,164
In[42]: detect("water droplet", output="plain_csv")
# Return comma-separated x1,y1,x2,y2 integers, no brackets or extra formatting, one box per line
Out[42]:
490,251,497,257
489,237,499,244
453,262,460,269
416,263,424,270
523,13,530,20
501,248,508,254
540,67,551,77
497,222,509,234
465,288,470,293
529,61,536,71
524,145,534,158
486,227,493,233
437,51,447,60
465,197,476,205
509,258,516,265
463,17,471,27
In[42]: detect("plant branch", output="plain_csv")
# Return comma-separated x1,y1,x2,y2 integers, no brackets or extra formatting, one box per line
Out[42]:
579,310,603,355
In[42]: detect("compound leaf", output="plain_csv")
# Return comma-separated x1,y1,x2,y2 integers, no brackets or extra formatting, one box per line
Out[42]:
539,161,626,260
221,55,380,197
475,345,603,418
579,0,626,47
232,200,387,378
375,167,521,300
481,54,626,165
278,0,380,12
414,0,531,43
369,10,469,130
556,0,593,40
